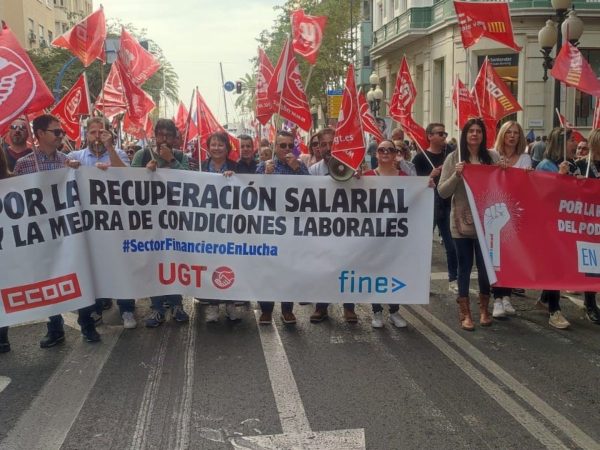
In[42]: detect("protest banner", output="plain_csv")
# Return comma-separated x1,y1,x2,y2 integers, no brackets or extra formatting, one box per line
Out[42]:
0,168,434,327
463,165,600,291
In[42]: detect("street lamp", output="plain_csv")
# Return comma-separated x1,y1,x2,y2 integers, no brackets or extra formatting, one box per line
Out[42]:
537,0,584,127
310,96,319,132
367,71,384,117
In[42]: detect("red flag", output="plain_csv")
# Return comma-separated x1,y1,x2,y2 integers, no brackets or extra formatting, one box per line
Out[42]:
452,76,480,129
482,115,498,148
95,63,127,119
51,7,106,67
118,27,160,86
124,113,153,139
0,22,54,132
50,74,91,141
331,64,365,171
267,39,312,132
196,88,240,161
550,41,600,97
256,48,275,125
453,1,521,52
358,90,385,143
399,115,429,151
389,56,417,119
290,10,327,65
473,57,521,122
116,61,155,123
174,101,189,136
556,111,585,143
593,98,600,130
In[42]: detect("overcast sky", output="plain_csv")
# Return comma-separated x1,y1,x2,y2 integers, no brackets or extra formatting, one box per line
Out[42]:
96,0,282,124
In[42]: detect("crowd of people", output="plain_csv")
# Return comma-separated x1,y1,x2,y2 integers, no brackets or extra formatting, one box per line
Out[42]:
1,113,599,355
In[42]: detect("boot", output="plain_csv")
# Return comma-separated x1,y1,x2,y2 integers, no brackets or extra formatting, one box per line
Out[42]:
456,297,474,331
0,326,10,353
478,294,493,327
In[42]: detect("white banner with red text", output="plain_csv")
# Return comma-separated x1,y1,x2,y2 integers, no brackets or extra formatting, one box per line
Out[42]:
0,168,434,327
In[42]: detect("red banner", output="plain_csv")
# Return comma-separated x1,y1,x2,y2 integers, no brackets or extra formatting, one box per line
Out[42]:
124,113,153,139
551,40,600,97
453,1,521,52
195,88,240,161
51,7,106,67
256,48,275,125
118,27,160,86
0,22,54,132
399,114,429,151
331,64,365,171
50,74,90,141
473,57,521,122
290,10,327,65
95,63,127,119
463,165,600,290
452,76,480,129
389,56,417,119
116,61,156,122
358,90,385,143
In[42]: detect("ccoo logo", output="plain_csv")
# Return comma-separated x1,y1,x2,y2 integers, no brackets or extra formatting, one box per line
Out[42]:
0,49,36,127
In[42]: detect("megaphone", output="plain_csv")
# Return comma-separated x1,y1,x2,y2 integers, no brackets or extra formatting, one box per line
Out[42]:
328,157,355,182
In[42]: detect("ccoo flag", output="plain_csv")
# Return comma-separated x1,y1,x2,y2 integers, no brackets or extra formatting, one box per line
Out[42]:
551,40,600,97
50,74,91,141
52,7,106,67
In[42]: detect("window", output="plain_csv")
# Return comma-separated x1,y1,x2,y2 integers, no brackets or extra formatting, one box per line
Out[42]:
28,19,35,33
575,49,600,127
433,58,445,123
48,30,53,43
38,25,44,39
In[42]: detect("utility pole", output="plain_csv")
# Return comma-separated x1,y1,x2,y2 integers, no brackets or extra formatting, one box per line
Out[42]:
219,62,230,127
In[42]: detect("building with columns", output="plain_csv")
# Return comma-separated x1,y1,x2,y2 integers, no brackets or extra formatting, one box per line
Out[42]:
369,0,600,138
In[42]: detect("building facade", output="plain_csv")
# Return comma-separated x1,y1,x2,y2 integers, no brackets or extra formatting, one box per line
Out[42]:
369,0,600,138
0,0,93,50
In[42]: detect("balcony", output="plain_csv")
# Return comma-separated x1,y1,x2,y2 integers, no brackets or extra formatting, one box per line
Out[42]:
372,0,600,55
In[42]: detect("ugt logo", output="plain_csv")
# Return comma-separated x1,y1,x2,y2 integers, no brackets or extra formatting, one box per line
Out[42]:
338,270,406,294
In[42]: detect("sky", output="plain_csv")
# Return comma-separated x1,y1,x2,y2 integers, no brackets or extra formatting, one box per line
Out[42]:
95,0,283,125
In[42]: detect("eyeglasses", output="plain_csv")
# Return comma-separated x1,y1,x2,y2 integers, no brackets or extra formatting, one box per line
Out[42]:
430,131,448,138
45,128,65,137
377,147,397,154
278,143,295,150
10,124,27,131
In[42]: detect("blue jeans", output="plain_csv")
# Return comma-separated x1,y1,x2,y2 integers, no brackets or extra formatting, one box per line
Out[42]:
259,302,293,314
150,295,182,314
454,238,490,298
436,205,458,282
95,298,135,314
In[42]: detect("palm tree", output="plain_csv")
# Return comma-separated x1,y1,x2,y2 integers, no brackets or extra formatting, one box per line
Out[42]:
234,72,256,114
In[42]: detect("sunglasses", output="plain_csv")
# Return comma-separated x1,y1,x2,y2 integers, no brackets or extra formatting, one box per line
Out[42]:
45,128,65,137
278,143,295,150
377,147,397,154
310,141,319,146
431,131,448,137
10,124,27,131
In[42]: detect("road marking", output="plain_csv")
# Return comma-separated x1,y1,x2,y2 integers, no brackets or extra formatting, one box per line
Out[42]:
0,376,10,394
130,324,172,450
397,307,569,449
409,306,600,450
0,326,122,450
231,311,365,449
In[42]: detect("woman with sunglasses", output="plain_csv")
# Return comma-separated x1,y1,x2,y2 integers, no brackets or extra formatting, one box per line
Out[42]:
438,118,500,331
299,134,321,168
363,140,409,328
0,149,11,352
491,121,531,319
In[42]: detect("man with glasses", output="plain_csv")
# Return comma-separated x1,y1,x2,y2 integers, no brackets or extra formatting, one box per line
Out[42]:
3,118,33,171
256,130,308,325
13,114,101,347
412,123,458,293
131,119,190,328
66,117,136,328
307,128,359,323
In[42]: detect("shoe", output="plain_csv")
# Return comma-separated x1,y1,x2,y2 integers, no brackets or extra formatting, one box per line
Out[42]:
82,327,101,343
205,305,219,323
281,312,297,324
145,311,165,328
535,299,549,311
172,305,190,322
549,311,570,329
371,311,384,328
0,328,9,353
122,312,137,329
101,299,113,310
512,288,526,297
448,280,458,294
40,332,65,348
0,341,9,353
502,297,516,315
225,303,241,321
457,297,475,331
478,294,493,327
585,305,600,324
492,299,506,318
389,311,407,328
259,311,272,324
90,311,103,325
310,308,328,323
194,298,210,305
344,308,358,323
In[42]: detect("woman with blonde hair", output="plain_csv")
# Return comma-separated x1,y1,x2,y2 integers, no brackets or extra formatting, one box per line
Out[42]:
491,121,532,318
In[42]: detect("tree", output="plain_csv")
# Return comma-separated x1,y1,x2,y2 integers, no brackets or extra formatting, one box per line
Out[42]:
28,19,179,114
234,72,257,113
245,0,360,120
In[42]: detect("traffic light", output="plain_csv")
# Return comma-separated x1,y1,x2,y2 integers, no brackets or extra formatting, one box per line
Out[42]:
236,81,242,94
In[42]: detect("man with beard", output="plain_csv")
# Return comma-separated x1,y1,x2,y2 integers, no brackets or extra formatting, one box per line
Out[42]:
3,118,33,171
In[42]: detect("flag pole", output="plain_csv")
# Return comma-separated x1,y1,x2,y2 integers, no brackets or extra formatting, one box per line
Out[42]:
182,89,195,156
457,74,462,163
304,65,315,92
273,37,291,159
196,87,203,171
555,108,567,162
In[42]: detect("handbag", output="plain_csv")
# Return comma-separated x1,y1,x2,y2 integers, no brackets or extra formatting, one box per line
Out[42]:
454,203,475,236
